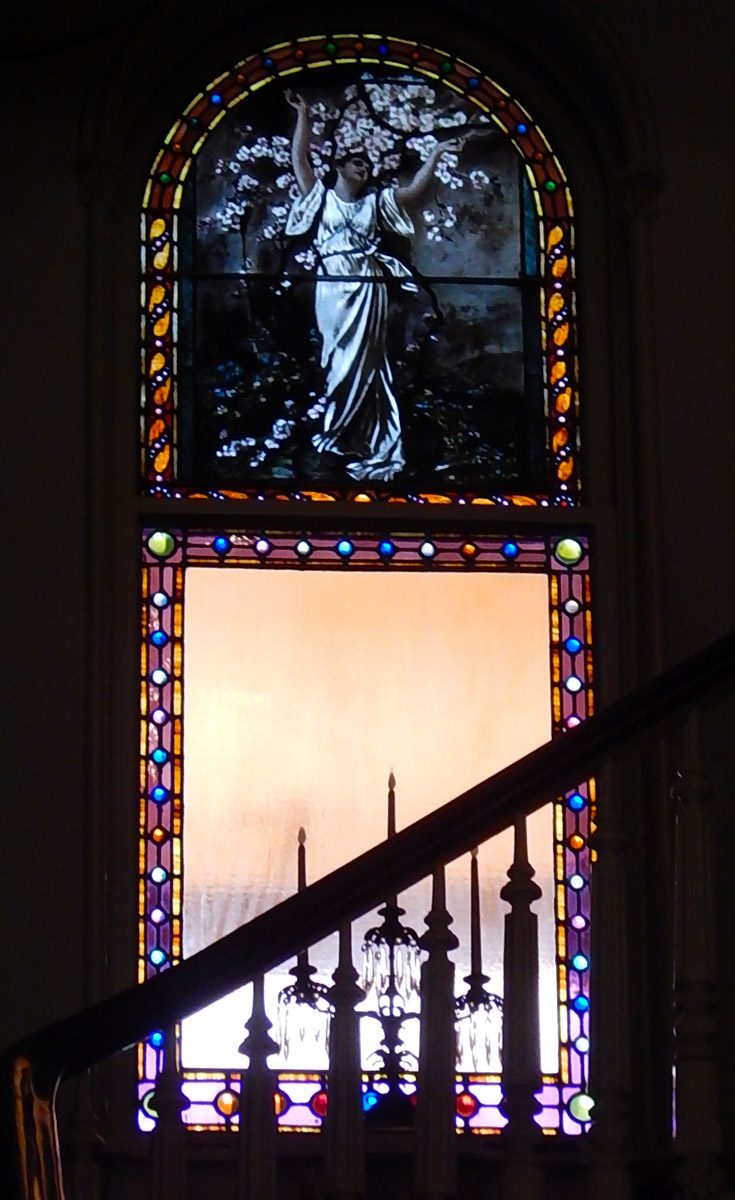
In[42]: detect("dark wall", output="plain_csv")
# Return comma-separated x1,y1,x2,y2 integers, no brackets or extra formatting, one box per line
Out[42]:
1,0,733,1157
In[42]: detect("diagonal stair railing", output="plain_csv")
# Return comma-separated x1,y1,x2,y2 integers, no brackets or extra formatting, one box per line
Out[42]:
2,630,733,1200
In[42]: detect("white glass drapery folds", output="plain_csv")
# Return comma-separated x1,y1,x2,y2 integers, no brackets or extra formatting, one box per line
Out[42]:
286,181,415,481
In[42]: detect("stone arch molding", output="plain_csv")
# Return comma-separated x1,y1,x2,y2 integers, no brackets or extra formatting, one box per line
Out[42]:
78,0,659,201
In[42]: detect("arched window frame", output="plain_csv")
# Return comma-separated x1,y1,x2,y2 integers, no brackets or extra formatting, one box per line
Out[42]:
141,33,580,507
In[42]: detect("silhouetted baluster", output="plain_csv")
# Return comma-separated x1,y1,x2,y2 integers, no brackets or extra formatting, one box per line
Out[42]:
325,922,367,1200
414,865,458,1200
150,1024,188,1200
589,760,632,1199
673,712,722,1199
499,817,542,1200
237,974,279,1200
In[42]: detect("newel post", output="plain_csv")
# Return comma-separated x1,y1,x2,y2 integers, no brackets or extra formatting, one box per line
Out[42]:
499,816,543,1200
150,1025,188,1200
413,865,458,1200
673,711,722,1199
237,974,280,1200
325,922,367,1200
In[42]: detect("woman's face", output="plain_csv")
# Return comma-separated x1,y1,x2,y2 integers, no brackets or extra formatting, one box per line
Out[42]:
337,155,371,190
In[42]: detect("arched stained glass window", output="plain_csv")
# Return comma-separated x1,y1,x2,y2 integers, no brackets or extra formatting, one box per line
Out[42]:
138,34,592,1138
142,34,579,505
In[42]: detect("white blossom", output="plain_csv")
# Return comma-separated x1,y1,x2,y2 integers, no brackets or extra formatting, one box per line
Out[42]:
294,247,317,268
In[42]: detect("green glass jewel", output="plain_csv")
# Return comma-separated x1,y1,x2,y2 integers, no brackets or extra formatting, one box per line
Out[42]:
568,1092,594,1122
147,531,175,558
553,538,583,566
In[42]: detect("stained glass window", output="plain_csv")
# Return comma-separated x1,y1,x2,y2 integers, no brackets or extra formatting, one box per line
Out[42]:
138,32,592,1139
142,35,578,504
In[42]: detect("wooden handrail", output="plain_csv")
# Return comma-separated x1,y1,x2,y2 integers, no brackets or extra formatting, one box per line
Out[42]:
2,629,733,1200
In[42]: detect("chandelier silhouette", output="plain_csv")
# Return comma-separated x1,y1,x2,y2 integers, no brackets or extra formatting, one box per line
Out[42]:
454,847,503,1071
360,772,422,1084
277,827,332,1062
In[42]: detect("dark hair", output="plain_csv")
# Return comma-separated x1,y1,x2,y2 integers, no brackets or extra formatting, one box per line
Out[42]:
334,148,371,167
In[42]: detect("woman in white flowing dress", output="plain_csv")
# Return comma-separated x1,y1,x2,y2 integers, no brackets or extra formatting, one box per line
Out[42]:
285,91,461,482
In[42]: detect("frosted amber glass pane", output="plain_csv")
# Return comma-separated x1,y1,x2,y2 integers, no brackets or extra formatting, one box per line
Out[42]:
181,569,556,1071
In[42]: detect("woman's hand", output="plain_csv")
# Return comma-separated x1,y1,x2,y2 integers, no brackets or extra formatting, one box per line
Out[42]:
430,136,465,161
285,89,308,113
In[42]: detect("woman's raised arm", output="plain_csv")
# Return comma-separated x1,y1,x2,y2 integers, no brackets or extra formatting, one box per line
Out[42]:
285,90,317,197
394,138,463,211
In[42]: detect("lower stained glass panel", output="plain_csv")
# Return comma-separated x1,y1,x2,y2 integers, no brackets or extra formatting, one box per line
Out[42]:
139,528,593,1134
137,1071,592,1136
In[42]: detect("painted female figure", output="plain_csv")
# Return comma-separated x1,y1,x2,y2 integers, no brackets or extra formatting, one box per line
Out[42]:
285,91,462,482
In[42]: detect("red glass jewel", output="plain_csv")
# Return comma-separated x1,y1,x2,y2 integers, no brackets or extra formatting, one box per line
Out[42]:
456,1091,478,1118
